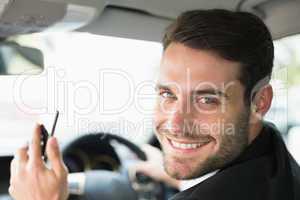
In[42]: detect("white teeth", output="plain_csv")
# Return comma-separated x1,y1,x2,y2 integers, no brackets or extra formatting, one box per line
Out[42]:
170,140,206,150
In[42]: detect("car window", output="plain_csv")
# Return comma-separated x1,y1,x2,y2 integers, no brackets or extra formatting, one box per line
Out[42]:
268,34,300,163
0,32,162,155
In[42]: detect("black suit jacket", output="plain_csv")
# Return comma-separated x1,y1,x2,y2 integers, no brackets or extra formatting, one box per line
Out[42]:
171,122,300,200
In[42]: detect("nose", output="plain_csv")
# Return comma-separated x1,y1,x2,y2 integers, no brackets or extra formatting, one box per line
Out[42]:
167,110,184,134
166,102,192,135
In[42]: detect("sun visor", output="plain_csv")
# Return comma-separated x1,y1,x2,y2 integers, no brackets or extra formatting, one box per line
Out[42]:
0,0,103,37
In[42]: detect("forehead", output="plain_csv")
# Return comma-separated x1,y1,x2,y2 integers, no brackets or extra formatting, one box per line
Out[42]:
159,43,241,89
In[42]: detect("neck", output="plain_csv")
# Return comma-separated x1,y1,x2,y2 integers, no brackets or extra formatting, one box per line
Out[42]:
248,122,263,144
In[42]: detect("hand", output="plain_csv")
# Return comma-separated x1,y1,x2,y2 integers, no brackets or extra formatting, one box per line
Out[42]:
132,144,179,189
9,124,69,200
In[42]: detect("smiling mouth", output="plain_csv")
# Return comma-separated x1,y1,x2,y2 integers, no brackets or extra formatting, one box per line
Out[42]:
166,137,212,151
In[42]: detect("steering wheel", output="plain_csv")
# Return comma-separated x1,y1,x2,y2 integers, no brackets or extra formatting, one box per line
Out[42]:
62,133,166,200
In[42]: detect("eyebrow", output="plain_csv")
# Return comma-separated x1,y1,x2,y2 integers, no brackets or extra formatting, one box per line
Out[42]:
155,84,228,98
192,89,228,98
155,84,172,91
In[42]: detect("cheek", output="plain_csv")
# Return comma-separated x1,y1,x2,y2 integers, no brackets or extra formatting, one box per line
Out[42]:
192,113,224,136
153,109,164,140
153,102,169,131
191,115,230,151
154,100,164,119
206,112,246,149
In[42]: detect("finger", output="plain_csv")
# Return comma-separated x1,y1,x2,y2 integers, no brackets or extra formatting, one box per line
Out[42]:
131,161,151,175
29,124,43,164
128,161,149,182
10,158,17,178
141,144,163,161
46,137,66,177
16,145,29,165
8,185,21,200
8,185,15,198
141,145,153,158
141,144,155,151
142,144,161,154
10,144,29,175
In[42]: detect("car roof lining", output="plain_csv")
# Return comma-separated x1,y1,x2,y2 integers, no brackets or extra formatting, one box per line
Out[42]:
78,0,300,41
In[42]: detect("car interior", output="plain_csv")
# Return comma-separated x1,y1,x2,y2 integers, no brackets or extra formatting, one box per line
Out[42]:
0,0,300,200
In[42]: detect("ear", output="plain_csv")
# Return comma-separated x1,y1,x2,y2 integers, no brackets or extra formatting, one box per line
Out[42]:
250,84,273,122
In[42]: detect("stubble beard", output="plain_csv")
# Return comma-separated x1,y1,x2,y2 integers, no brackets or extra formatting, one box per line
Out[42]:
162,110,251,180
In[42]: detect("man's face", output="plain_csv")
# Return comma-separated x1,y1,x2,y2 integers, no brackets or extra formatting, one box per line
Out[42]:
154,43,251,180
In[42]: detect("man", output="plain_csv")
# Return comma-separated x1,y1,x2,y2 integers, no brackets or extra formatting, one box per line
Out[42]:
9,9,300,200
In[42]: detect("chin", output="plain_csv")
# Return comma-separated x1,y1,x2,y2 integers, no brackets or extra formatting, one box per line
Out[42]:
164,155,204,180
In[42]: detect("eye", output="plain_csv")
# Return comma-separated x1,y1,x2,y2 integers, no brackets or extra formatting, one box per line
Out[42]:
197,96,219,105
193,96,220,111
158,90,176,99
194,96,221,109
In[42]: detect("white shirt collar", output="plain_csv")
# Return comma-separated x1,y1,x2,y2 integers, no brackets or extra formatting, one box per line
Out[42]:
179,170,219,191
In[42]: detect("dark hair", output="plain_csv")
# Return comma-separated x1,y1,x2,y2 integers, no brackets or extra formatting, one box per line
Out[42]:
163,9,274,105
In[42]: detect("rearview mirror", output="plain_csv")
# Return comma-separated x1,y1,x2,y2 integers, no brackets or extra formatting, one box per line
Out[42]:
0,41,44,75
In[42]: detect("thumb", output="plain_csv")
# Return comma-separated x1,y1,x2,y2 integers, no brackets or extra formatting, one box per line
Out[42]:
46,137,65,176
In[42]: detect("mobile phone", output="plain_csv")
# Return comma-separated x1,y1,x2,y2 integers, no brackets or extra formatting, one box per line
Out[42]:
40,110,59,161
